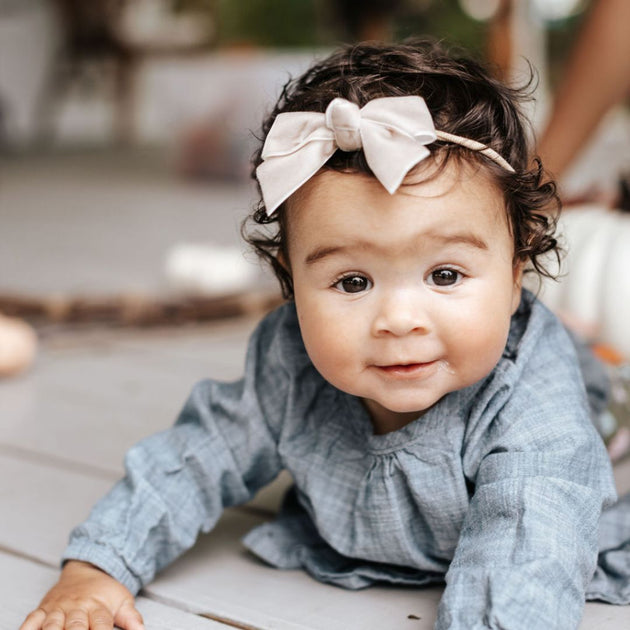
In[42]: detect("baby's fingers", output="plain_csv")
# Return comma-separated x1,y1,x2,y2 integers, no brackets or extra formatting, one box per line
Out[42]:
19,607,46,630
64,608,92,629
19,604,117,630
87,606,116,630
113,600,144,630
20,607,71,630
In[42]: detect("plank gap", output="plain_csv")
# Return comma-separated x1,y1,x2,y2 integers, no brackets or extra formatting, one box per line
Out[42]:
142,591,264,630
0,443,119,481
198,612,264,630
0,542,57,571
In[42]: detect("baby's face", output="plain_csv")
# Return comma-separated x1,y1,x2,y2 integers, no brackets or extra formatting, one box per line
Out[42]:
287,163,522,435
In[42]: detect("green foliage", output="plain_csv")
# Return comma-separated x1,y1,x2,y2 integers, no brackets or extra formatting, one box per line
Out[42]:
394,0,485,56
169,0,581,67
216,0,321,47
213,0,485,50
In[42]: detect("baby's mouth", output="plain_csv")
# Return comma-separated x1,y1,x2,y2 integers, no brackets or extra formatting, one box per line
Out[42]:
375,361,438,376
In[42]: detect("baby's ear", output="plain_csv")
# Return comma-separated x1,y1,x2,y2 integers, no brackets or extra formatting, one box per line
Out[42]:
511,263,524,314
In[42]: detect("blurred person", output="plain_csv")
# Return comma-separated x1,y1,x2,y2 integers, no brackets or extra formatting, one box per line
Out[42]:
537,0,630,185
532,0,630,463
39,0,135,143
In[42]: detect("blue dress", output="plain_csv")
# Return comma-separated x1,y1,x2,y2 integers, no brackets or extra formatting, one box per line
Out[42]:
63,290,628,629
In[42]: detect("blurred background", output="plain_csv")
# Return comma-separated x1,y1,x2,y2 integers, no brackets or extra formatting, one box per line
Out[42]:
0,0,629,342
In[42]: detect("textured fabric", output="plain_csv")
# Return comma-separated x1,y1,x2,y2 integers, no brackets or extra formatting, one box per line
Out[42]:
63,290,627,629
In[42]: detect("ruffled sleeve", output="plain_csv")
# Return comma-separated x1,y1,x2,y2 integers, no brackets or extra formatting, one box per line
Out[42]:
436,297,617,629
62,303,299,594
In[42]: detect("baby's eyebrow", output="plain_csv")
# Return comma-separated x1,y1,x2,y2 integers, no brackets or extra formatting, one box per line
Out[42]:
430,232,489,250
304,232,489,266
304,245,348,265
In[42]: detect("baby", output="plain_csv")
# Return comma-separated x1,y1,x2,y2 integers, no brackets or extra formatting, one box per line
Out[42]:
22,40,626,630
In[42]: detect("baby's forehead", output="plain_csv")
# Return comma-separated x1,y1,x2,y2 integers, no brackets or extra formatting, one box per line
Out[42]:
401,159,511,226
402,153,504,193
289,160,506,217
286,166,513,252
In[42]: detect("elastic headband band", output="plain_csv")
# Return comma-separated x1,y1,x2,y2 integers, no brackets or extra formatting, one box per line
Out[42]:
256,96,515,216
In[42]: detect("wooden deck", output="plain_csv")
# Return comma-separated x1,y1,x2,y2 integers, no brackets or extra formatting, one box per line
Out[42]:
1,320,629,629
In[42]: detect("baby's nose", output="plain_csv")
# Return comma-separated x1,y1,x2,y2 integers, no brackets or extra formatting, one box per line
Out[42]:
371,289,430,337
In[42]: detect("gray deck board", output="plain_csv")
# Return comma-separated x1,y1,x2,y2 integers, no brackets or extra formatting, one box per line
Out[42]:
0,321,255,476
147,510,441,630
0,551,231,630
0,450,117,567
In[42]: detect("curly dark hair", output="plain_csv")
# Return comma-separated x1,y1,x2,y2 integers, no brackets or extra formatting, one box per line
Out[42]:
243,38,560,299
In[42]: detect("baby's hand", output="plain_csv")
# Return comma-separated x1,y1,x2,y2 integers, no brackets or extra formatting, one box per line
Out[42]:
19,560,144,630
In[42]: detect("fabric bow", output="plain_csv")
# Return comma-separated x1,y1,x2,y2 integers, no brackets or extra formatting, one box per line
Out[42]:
256,96,438,215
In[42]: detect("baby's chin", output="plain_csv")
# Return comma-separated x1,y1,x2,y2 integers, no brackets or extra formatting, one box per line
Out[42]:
365,387,454,414
361,396,438,427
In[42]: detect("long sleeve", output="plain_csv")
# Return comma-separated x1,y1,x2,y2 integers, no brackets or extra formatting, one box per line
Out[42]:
436,437,614,628
62,306,294,594
436,299,617,629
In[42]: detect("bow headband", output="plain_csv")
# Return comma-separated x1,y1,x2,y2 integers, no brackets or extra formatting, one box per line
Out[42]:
256,96,514,216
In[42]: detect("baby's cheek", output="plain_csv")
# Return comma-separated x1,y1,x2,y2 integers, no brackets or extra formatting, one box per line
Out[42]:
308,355,353,398
301,325,348,376
450,315,510,373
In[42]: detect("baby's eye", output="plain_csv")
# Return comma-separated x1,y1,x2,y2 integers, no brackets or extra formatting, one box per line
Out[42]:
334,274,373,293
428,268,461,287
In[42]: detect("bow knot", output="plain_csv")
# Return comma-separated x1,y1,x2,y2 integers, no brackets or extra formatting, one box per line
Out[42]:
325,98,362,151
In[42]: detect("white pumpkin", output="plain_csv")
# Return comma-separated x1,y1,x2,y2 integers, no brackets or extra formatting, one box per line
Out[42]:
533,205,630,359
